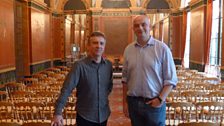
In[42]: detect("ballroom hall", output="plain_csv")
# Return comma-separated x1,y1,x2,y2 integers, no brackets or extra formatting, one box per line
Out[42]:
0,0,224,126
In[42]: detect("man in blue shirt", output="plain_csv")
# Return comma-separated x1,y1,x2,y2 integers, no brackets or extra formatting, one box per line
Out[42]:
122,15,178,126
51,31,113,126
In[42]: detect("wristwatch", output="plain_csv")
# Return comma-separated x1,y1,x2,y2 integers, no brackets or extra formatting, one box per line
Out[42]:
157,96,163,103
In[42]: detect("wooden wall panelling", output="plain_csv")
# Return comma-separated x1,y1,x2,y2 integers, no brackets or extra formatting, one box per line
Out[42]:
14,0,31,79
101,16,130,58
31,8,52,63
163,17,169,45
170,15,182,65
189,4,205,71
0,0,15,70
52,16,63,60
159,21,163,41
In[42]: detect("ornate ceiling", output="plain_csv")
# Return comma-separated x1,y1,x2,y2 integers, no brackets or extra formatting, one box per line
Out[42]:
43,0,183,13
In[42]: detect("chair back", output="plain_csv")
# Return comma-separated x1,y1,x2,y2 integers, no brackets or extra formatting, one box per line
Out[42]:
22,122,51,126
178,122,220,126
0,122,21,126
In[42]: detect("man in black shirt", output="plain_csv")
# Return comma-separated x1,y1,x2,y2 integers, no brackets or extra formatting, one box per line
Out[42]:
51,31,113,126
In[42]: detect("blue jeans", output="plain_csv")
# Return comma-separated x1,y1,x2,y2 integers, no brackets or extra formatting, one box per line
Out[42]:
127,96,166,126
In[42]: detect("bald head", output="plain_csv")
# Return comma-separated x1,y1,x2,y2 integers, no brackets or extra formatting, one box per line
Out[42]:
133,15,150,25
133,15,151,44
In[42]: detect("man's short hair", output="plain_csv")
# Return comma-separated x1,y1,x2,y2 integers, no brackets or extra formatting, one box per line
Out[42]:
87,31,106,45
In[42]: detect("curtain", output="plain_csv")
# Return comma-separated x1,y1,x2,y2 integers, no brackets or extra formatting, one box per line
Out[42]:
204,0,213,72
181,11,187,67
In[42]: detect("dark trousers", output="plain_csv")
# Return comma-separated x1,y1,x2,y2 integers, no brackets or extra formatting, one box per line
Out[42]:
76,113,107,126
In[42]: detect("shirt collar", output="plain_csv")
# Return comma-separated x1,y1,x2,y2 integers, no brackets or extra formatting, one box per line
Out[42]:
134,36,155,47
86,56,107,64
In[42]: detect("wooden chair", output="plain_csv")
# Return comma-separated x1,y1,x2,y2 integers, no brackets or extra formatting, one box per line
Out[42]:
10,91,33,103
184,77,202,84
202,77,220,84
57,65,70,72
67,90,77,103
196,102,224,123
207,91,224,102
194,83,214,92
43,102,55,120
166,102,194,126
41,71,55,77
216,83,224,90
0,91,8,101
36,91,59,102
32,74,47,82
63,102,76,126
209,84,221,91
5,83,25,102
14,102,45,123
47,67,61,73
166,91,180,102
6,83,25,94
59,71,69,76
26,83,49,93
0,101,14,122
175,83,194,91
48,73,65,81
48,84,62,92
178,122,220,126
181,91,208,103
0,84,7,91
20,78,38,86
40,77,57,84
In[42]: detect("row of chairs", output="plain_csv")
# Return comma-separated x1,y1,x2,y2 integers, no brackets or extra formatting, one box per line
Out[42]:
168,68,224,125
176,68,220,85
0,101,76,125
0,66,70,102
0,122,51,126
175,83,224,92
178,122,221,126
167,90,224,103
166,101,224,125
0,66,76,125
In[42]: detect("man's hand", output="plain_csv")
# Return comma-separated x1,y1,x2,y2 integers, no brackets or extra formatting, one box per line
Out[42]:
51,115,64,126
122,83,129,118
146,98,163,108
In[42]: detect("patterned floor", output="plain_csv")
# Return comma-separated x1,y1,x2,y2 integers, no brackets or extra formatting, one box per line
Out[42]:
108,83,131,126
